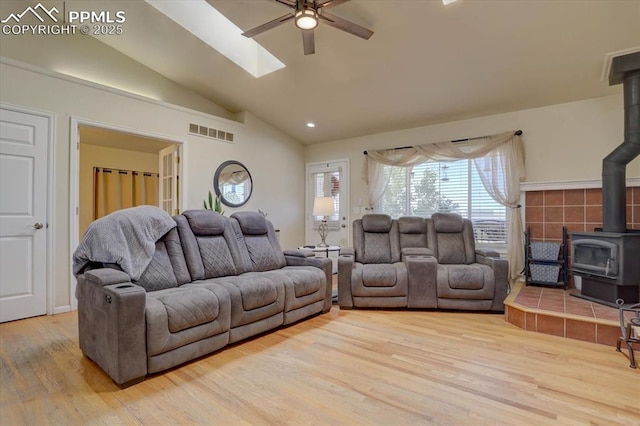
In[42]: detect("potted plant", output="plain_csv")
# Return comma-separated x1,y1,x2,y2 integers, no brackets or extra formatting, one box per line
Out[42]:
203,190,225,215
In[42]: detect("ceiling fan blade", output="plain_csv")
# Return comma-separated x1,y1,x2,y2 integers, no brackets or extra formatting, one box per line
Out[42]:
317,0,350,10
267,0,296,8
319,11,373,40
242,13,294,38
302,29,315,55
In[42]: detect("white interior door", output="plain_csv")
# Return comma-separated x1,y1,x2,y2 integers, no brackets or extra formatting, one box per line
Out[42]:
0,106,50,323
159,144,180,215
306,160,350,247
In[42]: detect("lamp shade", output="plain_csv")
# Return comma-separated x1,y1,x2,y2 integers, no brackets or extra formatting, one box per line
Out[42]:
313,197,335,217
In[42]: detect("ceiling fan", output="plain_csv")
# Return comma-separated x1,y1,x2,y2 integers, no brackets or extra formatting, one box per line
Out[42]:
241,0,374,55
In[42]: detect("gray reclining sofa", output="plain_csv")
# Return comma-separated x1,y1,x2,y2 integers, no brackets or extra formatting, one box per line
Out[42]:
74,207,332,387
338,213,508,312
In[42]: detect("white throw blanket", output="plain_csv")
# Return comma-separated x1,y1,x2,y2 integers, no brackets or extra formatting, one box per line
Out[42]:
73,205,176,280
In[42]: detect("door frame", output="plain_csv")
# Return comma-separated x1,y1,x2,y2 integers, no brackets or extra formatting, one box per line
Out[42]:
69,117,187,310
1,103,55,316
305,159,350,247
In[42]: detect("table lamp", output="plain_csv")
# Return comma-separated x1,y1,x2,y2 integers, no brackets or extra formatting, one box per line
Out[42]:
313,196,334,247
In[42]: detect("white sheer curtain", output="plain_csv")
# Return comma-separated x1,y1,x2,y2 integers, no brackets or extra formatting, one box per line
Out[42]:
472,136,525,280
366,158,391,208
365,131,525,280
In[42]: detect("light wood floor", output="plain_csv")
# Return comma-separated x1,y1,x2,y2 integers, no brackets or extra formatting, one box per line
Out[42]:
1,307,639,425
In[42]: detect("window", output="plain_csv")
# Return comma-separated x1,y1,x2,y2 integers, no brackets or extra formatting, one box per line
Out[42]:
375,159,507,250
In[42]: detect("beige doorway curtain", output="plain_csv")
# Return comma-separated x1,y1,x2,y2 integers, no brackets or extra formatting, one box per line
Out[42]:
94,168,159,220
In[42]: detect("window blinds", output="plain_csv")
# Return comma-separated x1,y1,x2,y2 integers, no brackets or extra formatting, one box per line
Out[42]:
376,160,507,248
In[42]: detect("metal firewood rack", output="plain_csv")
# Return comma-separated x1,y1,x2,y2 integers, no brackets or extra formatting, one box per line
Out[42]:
524,226,568,289
616,299,640,368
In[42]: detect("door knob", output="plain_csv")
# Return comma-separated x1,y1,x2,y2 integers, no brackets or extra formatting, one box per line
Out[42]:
34,222,44,230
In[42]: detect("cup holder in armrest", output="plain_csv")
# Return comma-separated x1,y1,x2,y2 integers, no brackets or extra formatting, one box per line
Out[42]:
115,284,134,289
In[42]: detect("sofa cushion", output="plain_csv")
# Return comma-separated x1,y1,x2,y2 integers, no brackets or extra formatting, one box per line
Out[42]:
239,277,279,311
398,216,428,249
183,210,225,236
276,267,324,298
134,242,178,291
233,211,269,235
134,227,192,291
398,216,427,234
197,237,237,278
445,265,485,290
362,264,398,287
432,213,464,233
230,213,286,272
176,213,247,280
436,233,467,264
153,288,219,333
208,274,285,330
363,233,392,264
242,236,284,271
362,214,392,233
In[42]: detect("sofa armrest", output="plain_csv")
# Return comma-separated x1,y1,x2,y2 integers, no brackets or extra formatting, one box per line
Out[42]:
337,250,355,309
476,254,509,311
405,256,438,308
283,249,315,258
76,270,147,387
84,268,132,287
340,247,355,257
284,254,333,312
401,247,434,261
284,253,331,269
476,248,500,258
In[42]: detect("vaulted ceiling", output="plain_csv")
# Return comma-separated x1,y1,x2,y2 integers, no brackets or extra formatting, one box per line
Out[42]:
88,1,639,143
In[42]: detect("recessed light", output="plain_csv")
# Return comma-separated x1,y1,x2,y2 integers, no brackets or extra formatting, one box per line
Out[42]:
306,122,316,128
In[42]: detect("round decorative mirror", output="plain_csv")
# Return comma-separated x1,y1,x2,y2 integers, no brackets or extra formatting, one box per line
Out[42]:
214,160,253,207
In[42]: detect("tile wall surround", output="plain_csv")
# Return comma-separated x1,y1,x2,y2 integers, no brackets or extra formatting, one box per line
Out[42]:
522,182,640,288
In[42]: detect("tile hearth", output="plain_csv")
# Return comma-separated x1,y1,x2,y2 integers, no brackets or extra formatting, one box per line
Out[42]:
504,282,627,346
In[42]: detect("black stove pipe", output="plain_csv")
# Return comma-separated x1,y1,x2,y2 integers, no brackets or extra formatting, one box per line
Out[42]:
602,69,640,233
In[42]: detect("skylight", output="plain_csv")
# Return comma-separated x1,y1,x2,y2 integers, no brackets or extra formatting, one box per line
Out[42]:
144,0,285,78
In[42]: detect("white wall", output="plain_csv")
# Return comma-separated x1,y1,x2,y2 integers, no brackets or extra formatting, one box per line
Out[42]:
305,94,640,216
0,60,306,312
0,30,235,120
184,111,305,239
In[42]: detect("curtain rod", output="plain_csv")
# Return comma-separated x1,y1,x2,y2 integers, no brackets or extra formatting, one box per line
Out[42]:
95,167,158,177
362,130,523,155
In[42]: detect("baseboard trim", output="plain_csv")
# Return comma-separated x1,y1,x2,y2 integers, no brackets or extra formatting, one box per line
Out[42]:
53,305,72,315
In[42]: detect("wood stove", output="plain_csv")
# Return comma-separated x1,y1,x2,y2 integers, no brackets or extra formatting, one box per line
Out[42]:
571,232,640,305
570,51,640,306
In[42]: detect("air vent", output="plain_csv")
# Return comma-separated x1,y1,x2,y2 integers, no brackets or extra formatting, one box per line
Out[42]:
188,123,234,142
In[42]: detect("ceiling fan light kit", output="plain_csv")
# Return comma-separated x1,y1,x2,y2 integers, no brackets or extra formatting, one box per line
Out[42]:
242,0,373,55
295,8,318,30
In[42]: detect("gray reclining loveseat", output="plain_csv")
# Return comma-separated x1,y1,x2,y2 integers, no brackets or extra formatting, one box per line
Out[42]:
74,206,331,387
338,213,508,311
